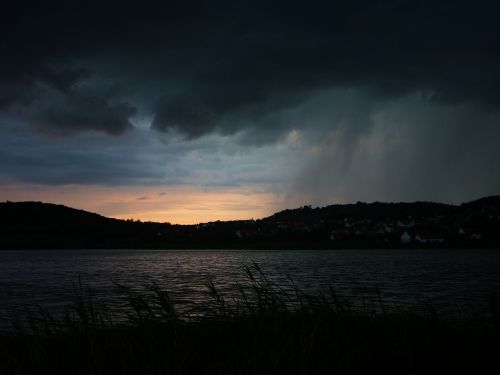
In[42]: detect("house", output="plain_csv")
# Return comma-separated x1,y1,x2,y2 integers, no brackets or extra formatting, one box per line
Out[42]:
415,234,445,244
401,231,412,244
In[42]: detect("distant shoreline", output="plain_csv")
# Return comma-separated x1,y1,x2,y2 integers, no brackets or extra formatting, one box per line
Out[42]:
1,246,500,251
1,196,499,249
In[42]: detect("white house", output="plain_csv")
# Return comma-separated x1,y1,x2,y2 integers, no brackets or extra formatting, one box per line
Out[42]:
401,232,412,244
415,234,445,244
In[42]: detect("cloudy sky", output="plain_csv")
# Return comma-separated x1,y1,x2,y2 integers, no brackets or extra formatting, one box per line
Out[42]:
1,0,499,223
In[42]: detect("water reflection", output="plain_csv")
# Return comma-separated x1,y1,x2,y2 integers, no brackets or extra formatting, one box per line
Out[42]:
0,249,499,324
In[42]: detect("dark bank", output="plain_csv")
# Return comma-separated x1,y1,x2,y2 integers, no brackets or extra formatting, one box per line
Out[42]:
1,196,499,249
1,264,499,375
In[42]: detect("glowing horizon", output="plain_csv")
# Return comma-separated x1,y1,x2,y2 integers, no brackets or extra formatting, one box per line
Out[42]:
0,184,289,225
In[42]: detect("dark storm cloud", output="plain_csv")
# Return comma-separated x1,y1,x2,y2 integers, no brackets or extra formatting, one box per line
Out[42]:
0,1,139,135
149,0,500,140
25,86,136,136
0,62,136,136
2,0,499,140
1,0,499,206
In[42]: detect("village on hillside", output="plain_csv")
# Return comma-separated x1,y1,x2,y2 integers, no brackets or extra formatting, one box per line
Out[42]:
189,198,500,248
1,197,499,249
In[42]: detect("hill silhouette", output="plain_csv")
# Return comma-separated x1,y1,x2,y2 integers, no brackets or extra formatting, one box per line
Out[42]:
1,197,499,249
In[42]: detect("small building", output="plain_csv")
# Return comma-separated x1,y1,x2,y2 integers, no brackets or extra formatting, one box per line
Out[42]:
401,231,412,244
415,234,445,244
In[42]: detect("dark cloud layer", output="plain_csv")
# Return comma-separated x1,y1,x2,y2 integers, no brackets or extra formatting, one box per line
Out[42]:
0,61,136,135
149,0,500,140
27,86,136,136
1,0,499,206
2,0,499,139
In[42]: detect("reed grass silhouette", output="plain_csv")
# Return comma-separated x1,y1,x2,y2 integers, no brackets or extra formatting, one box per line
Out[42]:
1,262,499,375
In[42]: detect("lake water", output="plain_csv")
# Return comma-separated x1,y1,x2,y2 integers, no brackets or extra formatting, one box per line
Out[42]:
1,249,499,327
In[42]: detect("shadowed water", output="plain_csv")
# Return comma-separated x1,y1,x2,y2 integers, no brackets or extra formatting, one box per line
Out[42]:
1,249,499,325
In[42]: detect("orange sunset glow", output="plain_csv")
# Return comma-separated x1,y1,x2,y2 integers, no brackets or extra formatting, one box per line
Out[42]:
0,184,286,224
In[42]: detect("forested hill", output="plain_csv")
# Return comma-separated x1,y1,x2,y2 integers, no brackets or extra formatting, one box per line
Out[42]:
1,201,112,227
0,201,167,249
1,196,499,249
265,201,457,223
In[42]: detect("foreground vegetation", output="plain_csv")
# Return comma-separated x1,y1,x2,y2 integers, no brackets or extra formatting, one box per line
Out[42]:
1,264,499,374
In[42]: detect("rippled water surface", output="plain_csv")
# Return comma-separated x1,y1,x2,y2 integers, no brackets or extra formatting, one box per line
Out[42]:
1,249,499,325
